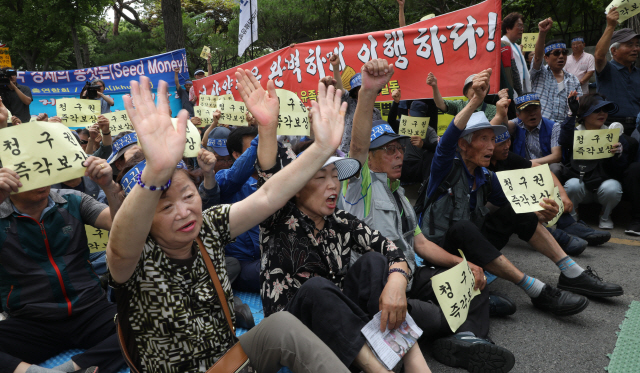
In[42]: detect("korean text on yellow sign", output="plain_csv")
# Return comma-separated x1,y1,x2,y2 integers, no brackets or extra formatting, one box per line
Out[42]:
606,0,640,23
573,129,620,160
104,111,133,136
56,98,100,128
276,89,310,136
545,186,565,227
194,106,217,127
496,164,554,214
217,100,247,127
85,225,109,253
521,33,539,52
171,118,201,157
0,48,11,68
399,116,430,137
431,250,481,333
200,46,211,59
199,94,218,109
0,122,88,193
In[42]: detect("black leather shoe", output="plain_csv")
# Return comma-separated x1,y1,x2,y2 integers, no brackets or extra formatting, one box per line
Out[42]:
557,266,623,298
531,285,589,316
432,333,515,372
489,292,517,317
233,297,255,330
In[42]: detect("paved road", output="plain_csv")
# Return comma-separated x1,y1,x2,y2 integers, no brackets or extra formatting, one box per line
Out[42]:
417,215,639,373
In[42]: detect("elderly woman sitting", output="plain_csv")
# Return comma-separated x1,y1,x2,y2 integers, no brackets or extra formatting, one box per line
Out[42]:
105,76,350,373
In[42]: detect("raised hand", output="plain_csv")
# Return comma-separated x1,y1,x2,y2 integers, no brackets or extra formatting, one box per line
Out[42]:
309,82,348,154
329,54,340,70
360,58,395,93
235,68,279,130
607,7,620,27
96,115,110,134
84,156,114,189
471,69,492,103
495,97,511,119
0,168,22,203
391,88,401,103
426,72,437,87
123,77,188,184
190,116,202,127
88,124,99,140
538,18,553,34
319,76,337,88
197,148,217,175
498,88,509,100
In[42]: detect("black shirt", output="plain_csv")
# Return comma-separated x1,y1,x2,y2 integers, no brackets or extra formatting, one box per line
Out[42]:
488,151,532,172
5,84,32,122
177,86,195,117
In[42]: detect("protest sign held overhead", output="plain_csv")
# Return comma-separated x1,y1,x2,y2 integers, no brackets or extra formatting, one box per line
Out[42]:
194,106,217,127
200,46,211,59
56,98,100,128
399,116,430,137
170,118,201,157
497,164,554,214
275,89,310,136
104,111,134,136
521,33,539,51
0,122,88,193
573,129,620,160
606,0,640,23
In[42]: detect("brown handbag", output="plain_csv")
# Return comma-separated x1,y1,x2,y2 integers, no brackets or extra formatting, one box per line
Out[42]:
115,238,251,373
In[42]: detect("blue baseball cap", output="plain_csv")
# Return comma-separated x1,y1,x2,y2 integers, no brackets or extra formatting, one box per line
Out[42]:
349,73,362,92
579,96,619,119
514,93,541,111
107,132,138,164
207,126,231,156
119,159,188,195
370,120,409,148
409,100,429,117
460,112,508,139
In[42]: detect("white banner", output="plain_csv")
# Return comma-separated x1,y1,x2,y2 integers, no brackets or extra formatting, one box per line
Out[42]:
238,0,258,57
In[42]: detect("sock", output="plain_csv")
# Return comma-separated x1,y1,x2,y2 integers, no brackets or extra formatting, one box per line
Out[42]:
25,365,63,373
556,256,584,278
517,274,546,298
52,361,75,372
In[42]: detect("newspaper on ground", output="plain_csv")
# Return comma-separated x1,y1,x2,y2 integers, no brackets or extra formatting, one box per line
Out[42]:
361,311,423,370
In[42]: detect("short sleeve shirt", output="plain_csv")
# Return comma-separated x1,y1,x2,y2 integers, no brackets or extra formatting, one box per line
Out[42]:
565,52,595,94
6,84,33,122
596,60,640,118
530,65,583,122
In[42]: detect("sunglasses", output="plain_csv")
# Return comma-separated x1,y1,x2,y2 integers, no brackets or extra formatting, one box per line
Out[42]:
548,49,568,57
375,144,405,156
592,108,606,114
79,140,88,145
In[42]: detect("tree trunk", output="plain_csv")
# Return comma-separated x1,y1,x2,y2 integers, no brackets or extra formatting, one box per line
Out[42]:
70,24,84,69
161,0,185,52
82,43,90,67
113,5,121,36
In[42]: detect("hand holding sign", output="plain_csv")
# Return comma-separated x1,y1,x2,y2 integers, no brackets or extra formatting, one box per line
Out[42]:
56,98,100,128
276,89,311,136
200,46,211,59
545,186,565,227
497,164,554,214
606,3,639,23
573,129,620,160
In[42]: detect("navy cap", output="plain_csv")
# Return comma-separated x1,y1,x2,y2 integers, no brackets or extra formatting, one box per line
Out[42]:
349,73,362,92
514,93,541,110
107,132,138,164
409,100,429,117
579,96,619,119
370,120,409,148
119,159,187,195
207,126,231,156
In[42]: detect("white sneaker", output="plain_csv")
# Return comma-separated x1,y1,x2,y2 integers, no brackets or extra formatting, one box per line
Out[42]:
599,216,614,229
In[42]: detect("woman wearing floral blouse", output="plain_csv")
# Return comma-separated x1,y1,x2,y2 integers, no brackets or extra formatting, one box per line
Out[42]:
234,69,432,373
105,76,350,373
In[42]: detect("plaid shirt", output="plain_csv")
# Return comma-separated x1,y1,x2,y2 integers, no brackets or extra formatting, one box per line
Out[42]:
530,65,582,123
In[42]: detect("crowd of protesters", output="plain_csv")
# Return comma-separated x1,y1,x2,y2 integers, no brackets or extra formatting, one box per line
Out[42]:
0,4,639,373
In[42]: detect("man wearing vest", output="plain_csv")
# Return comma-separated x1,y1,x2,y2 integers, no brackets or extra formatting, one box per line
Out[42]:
342,58,516,373
502,93,561,165
0,157,125,373
422,69,622,318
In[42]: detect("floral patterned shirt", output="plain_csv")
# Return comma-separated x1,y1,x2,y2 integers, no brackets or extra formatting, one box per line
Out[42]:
257,148,407,316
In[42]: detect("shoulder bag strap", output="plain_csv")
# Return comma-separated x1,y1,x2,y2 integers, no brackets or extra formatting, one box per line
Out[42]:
196,237,236,334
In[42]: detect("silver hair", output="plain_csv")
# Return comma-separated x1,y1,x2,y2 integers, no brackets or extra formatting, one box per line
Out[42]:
457,132,475,152
609,42,621,58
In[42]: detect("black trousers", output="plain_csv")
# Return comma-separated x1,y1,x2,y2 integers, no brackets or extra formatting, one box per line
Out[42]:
0,299,125,373
622,162,640,220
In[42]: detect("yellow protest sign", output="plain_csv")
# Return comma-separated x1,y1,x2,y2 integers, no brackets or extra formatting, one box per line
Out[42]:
56,98,100,128
193,106,217,127
606,0,640,23
399,116,430,137
200,46,211,59
85,225,109,254
431,250,481,333
199,94,219,109
171,118,201,157
573,128,620,160
0,122,88,193
521,33,539,52
546,186,565,227
217,100,247,127
104,111,133,136
496,164,554,213
0,48,11,68
276,89,310,136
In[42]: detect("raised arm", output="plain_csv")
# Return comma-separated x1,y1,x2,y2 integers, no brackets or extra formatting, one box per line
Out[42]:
397,0,406,27
207,53,213,76
348,59,395,166
107,77,189,284
533,18,552,70
595,7,619,73
454,69,491,131
427,72,446,112
200,110,221,147
330,54,344,92
228,81,347,238
490,96,516,133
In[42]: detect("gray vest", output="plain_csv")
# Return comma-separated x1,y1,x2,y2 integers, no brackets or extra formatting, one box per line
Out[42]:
422,161,492,247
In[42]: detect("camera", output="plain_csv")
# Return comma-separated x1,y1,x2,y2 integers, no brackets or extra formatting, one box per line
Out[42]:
83,81,102,100
0,69,15,92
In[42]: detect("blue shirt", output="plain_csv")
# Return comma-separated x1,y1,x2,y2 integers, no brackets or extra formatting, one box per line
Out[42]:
428,120,508,210
215,136,260,262
596,59,640,118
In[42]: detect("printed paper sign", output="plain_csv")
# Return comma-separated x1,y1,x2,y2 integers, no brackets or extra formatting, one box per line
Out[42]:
0,122,88,193
431,250,481,333
217,100,247,127
276,89,310,136
399,116,430,137
193,106,217,127
546,186,565,227
104,111,133,136
56,98,100,128
496,164,554,213
606,0,640,23
521,33,539,51
85,225,109,254
199,94,218,108
573,128,620,160
200,46,211,59
171,118,201,157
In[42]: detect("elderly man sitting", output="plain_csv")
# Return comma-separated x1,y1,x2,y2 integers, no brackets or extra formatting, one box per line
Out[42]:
421,69,622,316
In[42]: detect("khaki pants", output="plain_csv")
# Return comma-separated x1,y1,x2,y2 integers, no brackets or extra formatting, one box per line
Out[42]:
238,312,350,373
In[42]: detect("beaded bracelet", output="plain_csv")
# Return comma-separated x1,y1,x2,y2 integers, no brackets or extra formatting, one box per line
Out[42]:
389,268,412,282
135,173,171,191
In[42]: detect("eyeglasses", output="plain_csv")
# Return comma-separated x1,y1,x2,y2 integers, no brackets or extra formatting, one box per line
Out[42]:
375,144,405,156
549,49,568,57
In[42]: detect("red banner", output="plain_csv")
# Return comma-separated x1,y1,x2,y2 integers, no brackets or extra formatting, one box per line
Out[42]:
195,0,501,104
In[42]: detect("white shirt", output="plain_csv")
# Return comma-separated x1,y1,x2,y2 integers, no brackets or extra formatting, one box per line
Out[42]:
502,35,531,95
